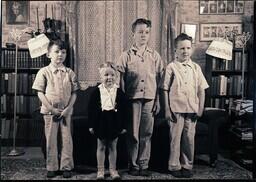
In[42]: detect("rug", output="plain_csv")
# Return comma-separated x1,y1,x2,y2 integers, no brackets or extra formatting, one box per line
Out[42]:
1,156,252,180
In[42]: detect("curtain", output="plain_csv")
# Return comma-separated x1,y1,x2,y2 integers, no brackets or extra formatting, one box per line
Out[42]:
70,0,176,89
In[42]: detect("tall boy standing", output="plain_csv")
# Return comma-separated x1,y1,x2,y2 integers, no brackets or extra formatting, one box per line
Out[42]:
116,18,164,176
160,33,209,178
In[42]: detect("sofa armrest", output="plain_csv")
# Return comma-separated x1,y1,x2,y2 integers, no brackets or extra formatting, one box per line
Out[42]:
198,108,228,126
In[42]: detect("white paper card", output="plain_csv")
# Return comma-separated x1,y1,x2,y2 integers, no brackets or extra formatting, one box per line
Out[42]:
27,34,50,58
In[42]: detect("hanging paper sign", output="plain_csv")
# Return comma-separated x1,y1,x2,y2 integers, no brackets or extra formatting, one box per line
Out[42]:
27,34,50,58
206,38,233,60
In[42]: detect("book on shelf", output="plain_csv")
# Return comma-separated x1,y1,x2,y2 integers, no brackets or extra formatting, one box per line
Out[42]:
1,118,11,139
231,127,253,141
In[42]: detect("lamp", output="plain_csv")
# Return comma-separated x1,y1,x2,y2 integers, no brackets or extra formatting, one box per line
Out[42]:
7,28,33,156
236,32,251,100
206,37,233,60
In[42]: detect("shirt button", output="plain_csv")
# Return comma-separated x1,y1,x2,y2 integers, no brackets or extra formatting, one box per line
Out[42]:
141,80,144,82
140,89,144,92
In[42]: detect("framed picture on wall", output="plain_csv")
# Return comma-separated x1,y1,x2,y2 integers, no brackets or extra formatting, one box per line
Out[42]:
6,1,30,25
199,23,242,41
180,24,197,43
199,0,244,15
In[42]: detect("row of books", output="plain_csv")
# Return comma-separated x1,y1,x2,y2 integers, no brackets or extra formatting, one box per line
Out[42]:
211,75,245,96
1,73,37,95
1,118,44,140
210,98,230,109
1,48,49,69
231,126,252,141
211,52,248,71
1,95,40,114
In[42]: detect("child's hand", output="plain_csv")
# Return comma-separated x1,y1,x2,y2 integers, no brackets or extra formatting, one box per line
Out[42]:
89,128,94,134
51,107,63,116
152,98,160,115
197,110,203,117
165,110,176,123
60,107,72,118
120,129,127,134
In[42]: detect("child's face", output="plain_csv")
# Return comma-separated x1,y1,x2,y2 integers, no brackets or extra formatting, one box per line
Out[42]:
99,67,117,88
47,45,67,66
175,40,192,62
133,24,151,47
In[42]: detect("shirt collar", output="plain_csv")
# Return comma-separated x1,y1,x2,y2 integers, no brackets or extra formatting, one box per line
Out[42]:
98,83,119,90
49,63,67,73
130,45,153,56
174,59,193,68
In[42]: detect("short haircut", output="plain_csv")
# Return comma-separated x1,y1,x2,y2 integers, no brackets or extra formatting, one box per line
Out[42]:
47,39,68,52
174,33,193,48
132,18,152,33
99,62,117,72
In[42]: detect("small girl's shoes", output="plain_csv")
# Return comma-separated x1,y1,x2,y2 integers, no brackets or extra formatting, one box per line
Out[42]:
96,170,104,180
110,169,120,180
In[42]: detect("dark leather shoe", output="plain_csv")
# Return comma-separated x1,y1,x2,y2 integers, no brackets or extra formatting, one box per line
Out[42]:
140,169,151,176
182,168,193,178
210,160,217,168
168,170,183,178
63,170,72,178
47,171,56,178
128,168,140,176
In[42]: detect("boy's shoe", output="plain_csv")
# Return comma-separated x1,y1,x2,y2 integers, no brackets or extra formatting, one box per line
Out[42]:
63,170,72,178
47,171,57,178
210,160,217,168
139,169,151,176
168,170,183,178
128,168,140,176
181,168,193,178
110,169,121,180
96,170,105,180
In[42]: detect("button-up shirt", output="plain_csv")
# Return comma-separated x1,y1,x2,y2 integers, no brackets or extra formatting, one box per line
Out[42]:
98,83,118,111
160,59,209,113
32,63,80,114
116,45,164,99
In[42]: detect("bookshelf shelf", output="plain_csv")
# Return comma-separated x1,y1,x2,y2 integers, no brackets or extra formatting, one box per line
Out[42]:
212,70,248,76
211,95,242,98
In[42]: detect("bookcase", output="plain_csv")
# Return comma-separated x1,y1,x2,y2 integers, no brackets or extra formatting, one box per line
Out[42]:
0,48,50,146
205,48,250,109
205,44,253,171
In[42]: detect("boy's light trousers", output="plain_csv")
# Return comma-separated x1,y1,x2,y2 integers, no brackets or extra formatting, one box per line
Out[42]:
127,99,154,170
43,115,74,171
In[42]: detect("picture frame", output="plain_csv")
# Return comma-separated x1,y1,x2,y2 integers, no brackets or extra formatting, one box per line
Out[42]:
199,0,244,15
199,23,242,42
6,1,30,25
180,23,197,43
234,34,245,48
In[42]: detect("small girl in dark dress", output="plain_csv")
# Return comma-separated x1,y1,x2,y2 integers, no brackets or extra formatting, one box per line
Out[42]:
88,62,127,180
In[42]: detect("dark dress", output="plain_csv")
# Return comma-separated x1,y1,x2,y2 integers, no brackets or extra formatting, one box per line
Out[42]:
88,86,127,141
